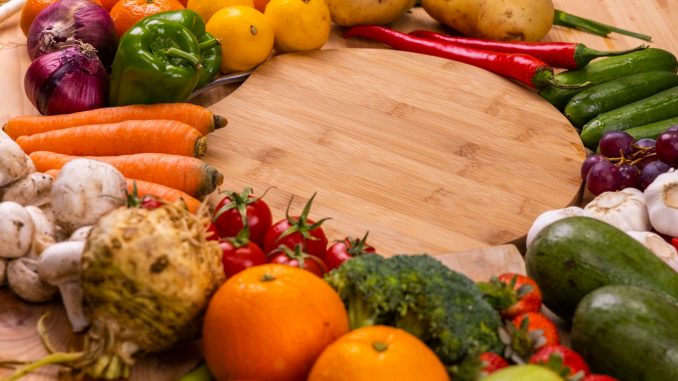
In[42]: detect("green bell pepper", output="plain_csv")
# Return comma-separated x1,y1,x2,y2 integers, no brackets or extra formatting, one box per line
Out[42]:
138,10,222,88
109,10,222,106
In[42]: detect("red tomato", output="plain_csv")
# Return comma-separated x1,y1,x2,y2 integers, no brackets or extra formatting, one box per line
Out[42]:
219,240,267,278
583,375,619,381
530,345,590,378
213,188,272,247
140,196,164,210
263,193,329,258
325,233,376,271
268,246,327,277
205,222,220,241
478,352,509,376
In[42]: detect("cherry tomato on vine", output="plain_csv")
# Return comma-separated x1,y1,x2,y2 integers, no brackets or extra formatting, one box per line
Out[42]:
263,193,329,258
219,239,267,278
268,245,327,277
325,232,376,271
213,187,272,247
205,222,220,241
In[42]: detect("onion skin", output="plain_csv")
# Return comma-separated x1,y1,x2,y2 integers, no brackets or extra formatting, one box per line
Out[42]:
25,45,109,115
27,0,117,67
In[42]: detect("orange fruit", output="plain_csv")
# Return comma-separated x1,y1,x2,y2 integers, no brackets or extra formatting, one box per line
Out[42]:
110,0,185,37
264,0,331,53
206,6,274,73
202,264,349,381
100,0,120,10
308,325,450,381
186,0,254,24
20,0,103,35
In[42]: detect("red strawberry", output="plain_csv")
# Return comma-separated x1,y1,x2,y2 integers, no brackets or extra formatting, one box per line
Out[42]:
530,345,590,379
500,312,560,362
583,375,619,381
479,352,509,376
477,273,542,319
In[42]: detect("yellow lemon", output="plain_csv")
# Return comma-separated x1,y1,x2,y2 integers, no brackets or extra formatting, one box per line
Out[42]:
265,0,331,53
187,0,254,23
206,6,275,73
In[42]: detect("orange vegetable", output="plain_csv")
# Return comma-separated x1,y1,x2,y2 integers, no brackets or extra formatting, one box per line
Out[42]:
3,103,227,139
127,178,202,213
29,152,223,197
16,120,206,157
110,0,184,37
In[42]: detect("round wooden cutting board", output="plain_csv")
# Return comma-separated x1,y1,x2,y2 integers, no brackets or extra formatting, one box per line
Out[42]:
205,48,585,255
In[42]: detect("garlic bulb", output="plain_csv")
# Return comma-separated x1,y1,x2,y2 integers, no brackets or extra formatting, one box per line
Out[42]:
585,188,650,232
526,207,589,248
626,231,678,273
645,170,678,237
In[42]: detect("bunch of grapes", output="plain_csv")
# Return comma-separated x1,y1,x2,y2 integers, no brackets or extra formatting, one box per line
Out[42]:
582,127,678,195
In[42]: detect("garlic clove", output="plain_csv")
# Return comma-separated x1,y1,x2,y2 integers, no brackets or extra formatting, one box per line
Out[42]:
585,188,650,232
626,231,678,273
526,207,590,248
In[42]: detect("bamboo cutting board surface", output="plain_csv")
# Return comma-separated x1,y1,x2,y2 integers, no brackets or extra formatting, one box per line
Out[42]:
205,48,584,254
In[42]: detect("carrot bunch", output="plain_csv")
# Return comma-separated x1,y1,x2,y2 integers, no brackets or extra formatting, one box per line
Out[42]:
5,103,228,210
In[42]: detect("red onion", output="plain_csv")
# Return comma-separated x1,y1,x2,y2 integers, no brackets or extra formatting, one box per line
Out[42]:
27,0,116,67
25,44,109,115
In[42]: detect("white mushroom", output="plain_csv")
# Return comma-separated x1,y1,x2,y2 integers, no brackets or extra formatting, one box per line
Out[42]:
0,258,7,287
38,241,88,331
0,201,35,259
0,131,32,187
68,226,92,242
51,159,127,233
25,205,56,238
0,172,53,206
8,257,58,303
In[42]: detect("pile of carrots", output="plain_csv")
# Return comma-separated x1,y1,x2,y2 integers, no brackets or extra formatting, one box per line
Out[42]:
3,103,228,212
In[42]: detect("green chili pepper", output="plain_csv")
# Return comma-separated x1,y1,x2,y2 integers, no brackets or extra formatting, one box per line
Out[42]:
138,10,222,88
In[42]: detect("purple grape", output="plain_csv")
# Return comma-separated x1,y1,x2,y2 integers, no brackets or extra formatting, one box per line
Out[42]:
666,125,678,133
586,160,622,195
599,131,635,158
581,154,607,180
633,138,658,169
618,164,640,189
657,131,678,165
635,138,657,149
639,161,671,189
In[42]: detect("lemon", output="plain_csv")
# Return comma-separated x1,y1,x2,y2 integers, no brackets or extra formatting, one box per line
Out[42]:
187,0,254,23
206,6,275,73
265,0,331,53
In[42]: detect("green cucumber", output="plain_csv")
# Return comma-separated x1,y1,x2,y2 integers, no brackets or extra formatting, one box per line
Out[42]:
565,71,678,128
571,285,678,381
625,116,678,140
525,216,678,319
539,48,678,110
579,86,678,149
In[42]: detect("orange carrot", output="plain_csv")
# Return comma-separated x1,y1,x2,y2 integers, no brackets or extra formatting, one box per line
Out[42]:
3,103,227,138
45,169,60,179
127,179,202,213
30,152,223,197
16,120,206,157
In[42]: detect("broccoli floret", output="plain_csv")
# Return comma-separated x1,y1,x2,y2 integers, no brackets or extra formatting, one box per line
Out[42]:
325,254,502,372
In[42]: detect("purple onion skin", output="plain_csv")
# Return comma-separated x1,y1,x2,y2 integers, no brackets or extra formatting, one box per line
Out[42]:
27,0,116,68
25,46,108,115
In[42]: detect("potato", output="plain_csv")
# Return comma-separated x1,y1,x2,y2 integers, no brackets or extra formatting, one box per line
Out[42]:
422,0,554,41
326,0,416,27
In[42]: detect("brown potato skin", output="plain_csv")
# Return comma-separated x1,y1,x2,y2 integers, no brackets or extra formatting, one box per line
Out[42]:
327,0,417,27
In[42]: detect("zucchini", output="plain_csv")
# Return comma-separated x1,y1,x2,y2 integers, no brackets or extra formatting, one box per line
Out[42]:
579,86,678,149
571,285,678,381
564,71,678,128
539,48,678,110
625,116,678,140
525,216,678,319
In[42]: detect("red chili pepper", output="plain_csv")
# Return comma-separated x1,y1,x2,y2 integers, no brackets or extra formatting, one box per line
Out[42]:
409,30,647,70
344,26,587,89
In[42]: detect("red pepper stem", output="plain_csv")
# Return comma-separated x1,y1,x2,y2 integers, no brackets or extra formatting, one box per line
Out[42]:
573,44,648,68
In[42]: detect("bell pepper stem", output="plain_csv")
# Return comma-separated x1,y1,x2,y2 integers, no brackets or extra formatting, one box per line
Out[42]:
198,38,219,51
161,47,202,68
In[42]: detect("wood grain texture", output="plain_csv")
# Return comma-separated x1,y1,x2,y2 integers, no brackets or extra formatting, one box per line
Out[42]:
206,48,584,254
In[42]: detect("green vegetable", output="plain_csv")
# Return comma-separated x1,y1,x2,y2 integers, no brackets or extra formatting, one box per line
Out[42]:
138,10,222,89
625,116,678,141
580,86,678,149
571,285,678,381
109,17,217,106
179,364,214,381
325,254,502,373
482,364,563,381
539,48,678,110
525,216,678,320
564,71,678,128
